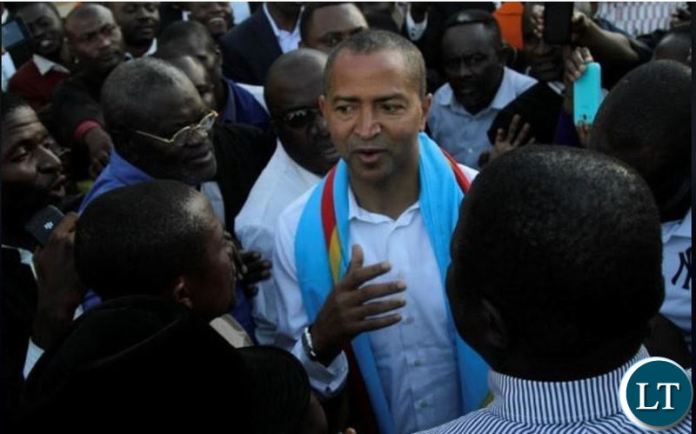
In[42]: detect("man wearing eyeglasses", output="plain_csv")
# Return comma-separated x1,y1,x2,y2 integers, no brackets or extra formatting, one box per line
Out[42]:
53,4,126,181
21,57,272,379
235,49,335,347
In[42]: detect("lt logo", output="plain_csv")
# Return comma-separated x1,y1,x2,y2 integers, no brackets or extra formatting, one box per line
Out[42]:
620,357,692,430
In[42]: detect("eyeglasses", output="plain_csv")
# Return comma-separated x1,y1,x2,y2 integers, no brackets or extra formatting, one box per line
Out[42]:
133,111,218,146
277,107,321,129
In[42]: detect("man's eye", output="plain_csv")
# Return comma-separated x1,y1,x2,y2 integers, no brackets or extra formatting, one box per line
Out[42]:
10,147,30,162
335,105,353,115
381,104,402,114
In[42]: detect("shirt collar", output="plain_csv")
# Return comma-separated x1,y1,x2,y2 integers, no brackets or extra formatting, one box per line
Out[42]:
663,208,692,240
263,3,301,38
221,78,237,123
2,9,8,25
124,38,158,60
487,346,650,424
107,149,154,185
33,54,70,76
346,185,420,224
439,67,516,114
277,139,321,186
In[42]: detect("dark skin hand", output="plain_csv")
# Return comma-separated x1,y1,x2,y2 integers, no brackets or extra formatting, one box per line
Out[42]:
237,250,271,298
32,212,85,350
479,114,534,167
83,127,113,179
311,245,406,366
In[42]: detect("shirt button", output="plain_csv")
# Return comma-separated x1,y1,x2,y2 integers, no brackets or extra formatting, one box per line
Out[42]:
418,400,429,409
414,359,423,367
404,315,414,325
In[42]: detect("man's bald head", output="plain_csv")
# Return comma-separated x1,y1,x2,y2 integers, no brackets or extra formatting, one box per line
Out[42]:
65,3,113,37
65,3,124,75
264,49,336,176
265,48,328,114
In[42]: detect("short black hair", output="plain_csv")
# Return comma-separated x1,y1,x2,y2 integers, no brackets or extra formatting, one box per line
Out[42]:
588,60,690,204
157,20,215,57
101,57,193,148
299,2,350,42
75,180,210,300
451,146,663,359
1,92,31,150
1,92,29,121
13,2,61,20
324,29,426,96
442,9,502,47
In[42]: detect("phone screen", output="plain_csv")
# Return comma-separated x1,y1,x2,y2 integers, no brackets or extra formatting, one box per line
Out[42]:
2,19,28,50
543,3,574,45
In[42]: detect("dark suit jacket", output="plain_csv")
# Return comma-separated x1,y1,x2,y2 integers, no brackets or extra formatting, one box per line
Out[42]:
1,248,37,432
219,8,282,86
211,122,276,233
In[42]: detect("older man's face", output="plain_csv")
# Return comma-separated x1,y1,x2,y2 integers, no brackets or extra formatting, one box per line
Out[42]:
320,49,431,186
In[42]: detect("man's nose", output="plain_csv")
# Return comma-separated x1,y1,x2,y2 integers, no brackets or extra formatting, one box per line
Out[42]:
354,108,380,139
37,145,62,173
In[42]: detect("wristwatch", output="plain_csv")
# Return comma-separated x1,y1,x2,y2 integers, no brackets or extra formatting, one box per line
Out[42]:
301,325,319,361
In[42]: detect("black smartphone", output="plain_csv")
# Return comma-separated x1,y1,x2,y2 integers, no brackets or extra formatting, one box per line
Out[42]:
543,2,574,45
24,205,65,247
2,18,29,50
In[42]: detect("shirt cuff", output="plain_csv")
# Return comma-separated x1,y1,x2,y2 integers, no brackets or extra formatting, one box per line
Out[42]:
291,338,348,398
23,338,45,379
73,120,102,142
405,10,428,41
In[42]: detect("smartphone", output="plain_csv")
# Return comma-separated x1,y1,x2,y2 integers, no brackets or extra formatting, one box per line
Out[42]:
2,18,29,50
543,2,574,45
574,62,602,126
24,205,65,247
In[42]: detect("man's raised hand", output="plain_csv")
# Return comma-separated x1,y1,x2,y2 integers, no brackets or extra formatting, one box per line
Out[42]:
310,245,406,365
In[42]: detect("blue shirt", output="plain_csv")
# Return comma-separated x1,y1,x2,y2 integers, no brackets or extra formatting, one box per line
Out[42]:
428,67,536,169
221,78,270,131
78,150,256,337
419,347,692,434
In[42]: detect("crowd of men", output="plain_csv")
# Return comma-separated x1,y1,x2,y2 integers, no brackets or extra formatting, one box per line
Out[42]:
1,2,692,433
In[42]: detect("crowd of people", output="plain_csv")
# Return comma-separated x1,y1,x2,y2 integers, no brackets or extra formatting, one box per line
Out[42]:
0,2,692,433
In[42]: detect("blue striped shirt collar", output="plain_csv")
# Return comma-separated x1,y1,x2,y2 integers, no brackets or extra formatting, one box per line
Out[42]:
487,347,650,424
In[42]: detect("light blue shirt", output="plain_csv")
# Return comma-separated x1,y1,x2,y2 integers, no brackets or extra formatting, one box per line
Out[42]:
660,209,692,349
419,347,692,434
428,67,536,168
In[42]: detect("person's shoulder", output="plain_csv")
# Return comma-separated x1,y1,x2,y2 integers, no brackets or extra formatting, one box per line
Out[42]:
224,9,265,42
504,67,537,87
414,409,491,434
276,186,318,234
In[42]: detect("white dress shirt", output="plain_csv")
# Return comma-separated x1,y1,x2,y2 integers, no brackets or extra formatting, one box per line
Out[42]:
235,143,320,345
270,164,478,434
428,67,536,169
32,54,70,75
263,3,301,54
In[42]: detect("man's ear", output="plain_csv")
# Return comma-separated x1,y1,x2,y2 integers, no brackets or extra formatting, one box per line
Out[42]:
419,93,433,131
480,298,509,351
498,43,515,67
171,276,194,309
318,94,328,119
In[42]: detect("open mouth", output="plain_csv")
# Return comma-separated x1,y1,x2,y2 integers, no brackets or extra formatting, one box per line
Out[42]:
355,149,385,165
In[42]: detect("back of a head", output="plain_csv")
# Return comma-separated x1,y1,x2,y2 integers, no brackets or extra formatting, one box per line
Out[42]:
101,57,196,139
324,29,426,96
157,20,213,57
452,146,663,360
75,180,208,300
588,61,690,195
443,9,502,46
654,25,691,65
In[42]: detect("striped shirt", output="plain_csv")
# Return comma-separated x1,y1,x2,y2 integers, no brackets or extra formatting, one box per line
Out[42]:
419,347,692,434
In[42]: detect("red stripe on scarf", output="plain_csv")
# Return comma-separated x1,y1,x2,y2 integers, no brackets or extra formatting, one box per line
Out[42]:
321,166,338,250
442,149,471,193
